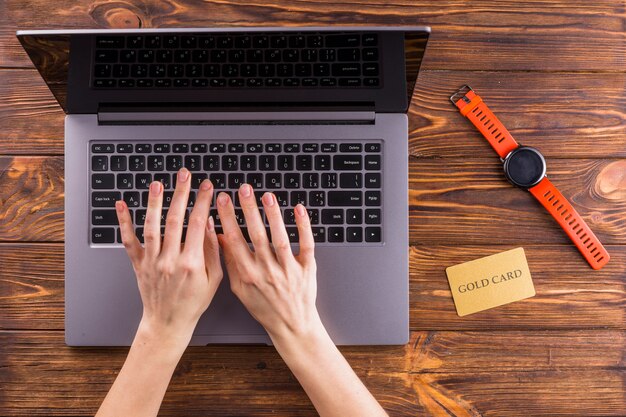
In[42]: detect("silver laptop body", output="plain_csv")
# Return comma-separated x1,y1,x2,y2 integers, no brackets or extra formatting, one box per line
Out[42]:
17,27,430,346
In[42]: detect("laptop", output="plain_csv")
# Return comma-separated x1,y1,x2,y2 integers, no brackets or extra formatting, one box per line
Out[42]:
17,27,430,346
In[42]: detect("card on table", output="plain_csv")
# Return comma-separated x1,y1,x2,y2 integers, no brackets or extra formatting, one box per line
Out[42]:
445,247,535,317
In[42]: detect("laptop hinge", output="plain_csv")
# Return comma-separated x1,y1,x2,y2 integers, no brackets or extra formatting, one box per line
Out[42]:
97,111,376,125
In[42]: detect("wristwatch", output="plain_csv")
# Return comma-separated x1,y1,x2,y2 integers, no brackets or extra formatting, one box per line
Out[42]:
450,85,609,270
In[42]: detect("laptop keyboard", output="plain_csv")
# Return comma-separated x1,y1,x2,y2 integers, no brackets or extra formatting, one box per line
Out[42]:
90,141,383,245
92,32,381,89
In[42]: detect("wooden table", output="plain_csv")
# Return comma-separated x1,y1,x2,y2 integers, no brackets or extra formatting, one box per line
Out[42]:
1,1,624,415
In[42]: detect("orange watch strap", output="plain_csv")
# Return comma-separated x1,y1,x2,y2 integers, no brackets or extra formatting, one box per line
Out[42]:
529,177,610,270
452,87,519,159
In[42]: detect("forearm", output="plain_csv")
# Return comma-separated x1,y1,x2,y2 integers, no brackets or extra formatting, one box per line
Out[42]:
95,321,190,417
271,321,388,417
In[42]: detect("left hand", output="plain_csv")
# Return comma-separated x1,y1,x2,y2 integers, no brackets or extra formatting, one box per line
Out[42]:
115,168,223,346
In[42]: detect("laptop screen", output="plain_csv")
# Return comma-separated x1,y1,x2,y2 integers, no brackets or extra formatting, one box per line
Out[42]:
17,27,429,114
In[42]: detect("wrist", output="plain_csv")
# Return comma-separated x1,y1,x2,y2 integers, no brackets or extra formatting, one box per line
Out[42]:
269,315,335,363
134,317,193,359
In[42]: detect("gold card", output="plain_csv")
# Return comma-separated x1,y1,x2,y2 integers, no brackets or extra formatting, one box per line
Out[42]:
445,247,535,317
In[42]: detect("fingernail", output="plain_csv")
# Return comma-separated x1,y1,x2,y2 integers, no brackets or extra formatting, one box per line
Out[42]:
208,216,215,231
150,181,162,195
115,200,125,212
262,192,274,207
296,204,306,217
240,183,251,197
178,168,190,182
200,179,212,191
217,192,229,206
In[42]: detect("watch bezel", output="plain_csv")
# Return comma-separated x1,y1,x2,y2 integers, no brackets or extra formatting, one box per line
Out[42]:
503,146,547,189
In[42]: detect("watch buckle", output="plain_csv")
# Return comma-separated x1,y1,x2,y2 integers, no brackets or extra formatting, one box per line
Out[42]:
449,84,474,106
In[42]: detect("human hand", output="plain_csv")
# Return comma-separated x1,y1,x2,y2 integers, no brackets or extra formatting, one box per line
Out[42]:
216,184,323,343
115,168,223,346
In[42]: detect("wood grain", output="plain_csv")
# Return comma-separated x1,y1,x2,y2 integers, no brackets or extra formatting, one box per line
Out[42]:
0,330,623,416
2,1,625,71
1,243,623,331
2,69,626,158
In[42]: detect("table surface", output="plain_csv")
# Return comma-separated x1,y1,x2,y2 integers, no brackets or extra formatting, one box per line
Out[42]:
1,1,625,416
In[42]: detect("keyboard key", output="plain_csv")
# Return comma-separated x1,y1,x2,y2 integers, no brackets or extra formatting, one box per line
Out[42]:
339,173,362,188
364,78,379,87
303,173,319,188
247,173,263,189
117,173,133,189
327,34,360,47
92,209,120,226
184,155,201,171
203,155,220,171
328,191,362,206
332,63,360,76
365,143,381,152
321,173,337,188
362,33,378,46
154,173,171,189
265,143,281,153
365,227,382,242
259,155,275,170
148,155,164,171
136,144,152,153
210,173,226,189
92,192,121,207
166,155,182,171
240,155,257,171
365,173,381,188
191,144,207,153
365,191,381,206
96,36,124,48
286,227,299,243
222,155,238,171
95,50,118,63
363,63,379,76
92,227,115,243
309,191,325,206
124,191,141,208
154,144,170,153
365,155,381,170
129,156,145,171
229,143,245,153
338,78,361,87
321,143,337,152
337,48,360,61
136,173,152,189
322,209,343,224
191,173,208,189
328,227,344,243
266,173,282,189
340,143,362,152
110,155,126,171
311,227,326,243
333,155,362,170
277,155,294,170
346,209,362,224
274,191,289,207
210,143,226,153
173,144,189,153
284,173,300,189
228,173,245,189
92,174,115,189
346,227,363,242
296,155,312,170
362,48,379,61
94,64,111,77
365,209,381,224
92,143,114,153
290,191,307,206
314,155,331,170
91,156,108,171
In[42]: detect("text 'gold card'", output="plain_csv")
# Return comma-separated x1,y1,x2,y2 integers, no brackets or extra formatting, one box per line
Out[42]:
445,248,535,317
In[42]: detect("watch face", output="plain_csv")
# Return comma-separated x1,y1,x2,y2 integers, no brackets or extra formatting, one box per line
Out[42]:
503,146,546,189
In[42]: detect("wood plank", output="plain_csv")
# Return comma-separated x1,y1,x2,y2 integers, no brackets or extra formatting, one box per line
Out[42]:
1,244,623,331
0,330,623,416
2,69,625,157
410,245,626,330
409,158,626,245
2,1,625,71
0,157,64,242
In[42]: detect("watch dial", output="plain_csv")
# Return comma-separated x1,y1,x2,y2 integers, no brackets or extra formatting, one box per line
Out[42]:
504,147,546,188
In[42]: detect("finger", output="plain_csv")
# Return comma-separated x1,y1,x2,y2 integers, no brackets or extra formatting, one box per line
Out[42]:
215,192,253,261
261,192,294,266
203,216,222,283
162,168,191,254
238,184,271,256
115,200,143,265
294,204,315,264
143,181,163,258
217,233,241,293
184,179,214,255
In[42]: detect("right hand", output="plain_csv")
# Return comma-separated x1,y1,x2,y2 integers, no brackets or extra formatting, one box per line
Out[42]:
216,184,323,341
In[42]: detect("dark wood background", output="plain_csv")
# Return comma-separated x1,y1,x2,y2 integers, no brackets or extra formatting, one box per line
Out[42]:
1,1,625,415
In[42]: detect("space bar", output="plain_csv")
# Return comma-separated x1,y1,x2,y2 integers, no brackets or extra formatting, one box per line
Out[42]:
328,191,363,206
